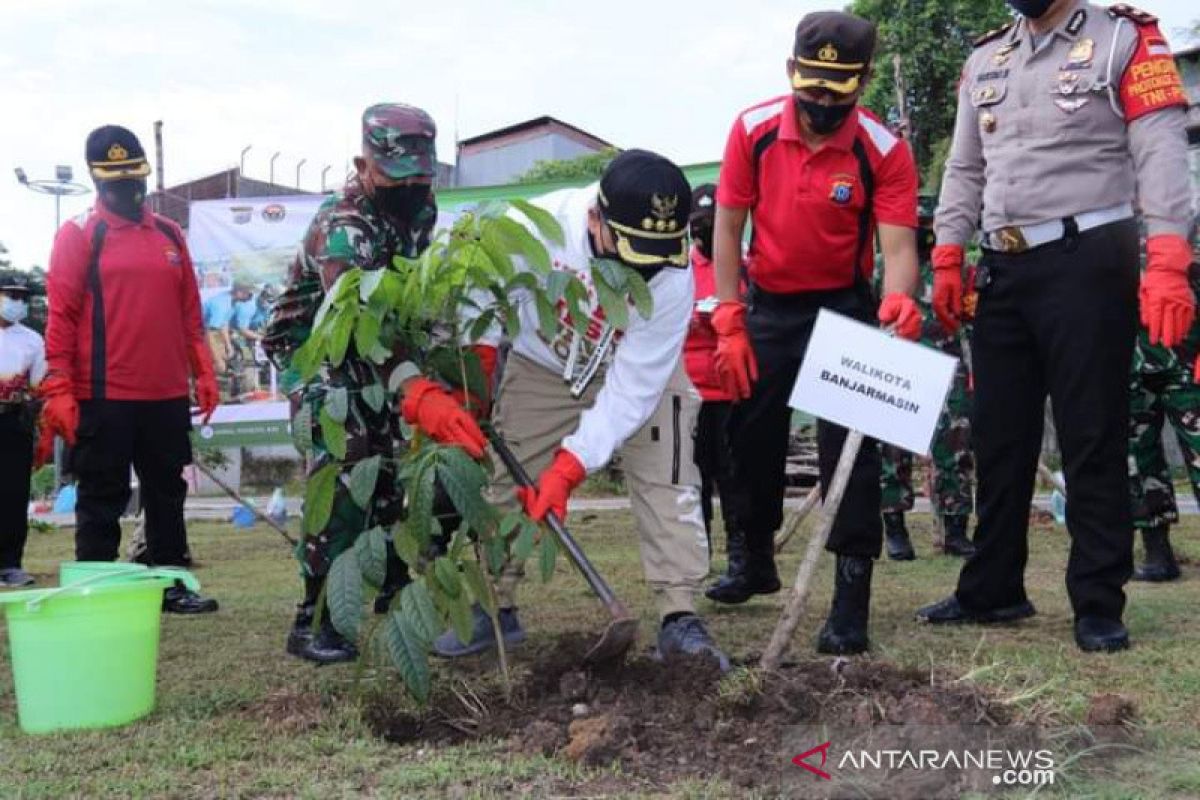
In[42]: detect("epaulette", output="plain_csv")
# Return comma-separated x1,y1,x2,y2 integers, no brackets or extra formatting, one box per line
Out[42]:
973,21,1014,48
1108,4,1157,24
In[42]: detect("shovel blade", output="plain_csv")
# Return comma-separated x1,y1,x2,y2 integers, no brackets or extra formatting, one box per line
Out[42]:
583,616,640,666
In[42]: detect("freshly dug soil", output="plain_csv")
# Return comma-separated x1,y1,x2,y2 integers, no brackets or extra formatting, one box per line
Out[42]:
366,635,1010,794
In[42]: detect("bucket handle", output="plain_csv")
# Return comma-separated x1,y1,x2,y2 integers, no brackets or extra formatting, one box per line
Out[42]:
24,567,200,612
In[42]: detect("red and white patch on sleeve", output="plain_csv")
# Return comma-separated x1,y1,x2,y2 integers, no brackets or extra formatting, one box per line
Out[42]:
1119,23,1188,122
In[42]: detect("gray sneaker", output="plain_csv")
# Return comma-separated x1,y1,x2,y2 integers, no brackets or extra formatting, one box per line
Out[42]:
0,568,35,588
656,614,731,672
432,604,526,658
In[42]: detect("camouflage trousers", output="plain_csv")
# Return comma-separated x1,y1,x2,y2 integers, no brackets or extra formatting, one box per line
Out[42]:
1128,366,1200,529
880,359,974,517
294,385,405,579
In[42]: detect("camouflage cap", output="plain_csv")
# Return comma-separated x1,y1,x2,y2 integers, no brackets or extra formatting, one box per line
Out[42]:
362,103,437,180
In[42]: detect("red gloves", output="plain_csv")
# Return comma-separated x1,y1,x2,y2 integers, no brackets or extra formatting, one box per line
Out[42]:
35,375,78,467
188,341,220,424
1140,235,1195,348
931,244,965,335
401,377,487,459
877,293,922,340
712,301,758,400
517,449,586,523
453,344,498,420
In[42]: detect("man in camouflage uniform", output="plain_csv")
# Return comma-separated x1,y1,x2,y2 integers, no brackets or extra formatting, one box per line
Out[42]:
877,198,976,560
1127,227,1200,582
264,104,485,664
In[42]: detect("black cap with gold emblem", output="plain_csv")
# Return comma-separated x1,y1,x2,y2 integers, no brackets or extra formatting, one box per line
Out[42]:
85,125,152,182
791,11,877,95
597,149,691,269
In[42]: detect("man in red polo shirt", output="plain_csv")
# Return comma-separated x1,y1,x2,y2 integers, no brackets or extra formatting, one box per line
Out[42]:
39,125,219,614
707,11,921,655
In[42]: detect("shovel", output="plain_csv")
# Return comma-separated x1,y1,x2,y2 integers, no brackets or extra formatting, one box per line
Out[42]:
486,428,639,665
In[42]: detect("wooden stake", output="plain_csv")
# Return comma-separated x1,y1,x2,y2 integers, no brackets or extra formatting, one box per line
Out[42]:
774,482,822,553
761,430,864,672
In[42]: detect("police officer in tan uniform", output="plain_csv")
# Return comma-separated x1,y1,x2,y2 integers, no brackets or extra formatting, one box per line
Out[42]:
917,0,1192,652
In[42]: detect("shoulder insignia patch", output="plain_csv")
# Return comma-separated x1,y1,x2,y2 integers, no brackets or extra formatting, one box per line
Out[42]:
974,21,1014,48
1108,4,1157,25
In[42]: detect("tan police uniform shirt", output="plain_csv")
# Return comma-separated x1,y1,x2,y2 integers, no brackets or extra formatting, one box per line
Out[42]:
935,1,1191,246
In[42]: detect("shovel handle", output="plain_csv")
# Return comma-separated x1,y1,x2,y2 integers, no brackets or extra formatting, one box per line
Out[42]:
486,428,628,616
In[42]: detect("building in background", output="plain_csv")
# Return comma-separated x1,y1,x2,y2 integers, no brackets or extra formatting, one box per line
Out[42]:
452,116,613,187
1176,46,1200,213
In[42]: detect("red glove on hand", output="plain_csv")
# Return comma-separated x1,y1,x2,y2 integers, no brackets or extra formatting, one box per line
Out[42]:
187,341,220,424
452,344,498,420
931,244,965,335
877,293,922,340
1140,235,1195,348
34,426,56,469
516,449,586,523
711,301,758,401
401,377,487,459
38,374,79,446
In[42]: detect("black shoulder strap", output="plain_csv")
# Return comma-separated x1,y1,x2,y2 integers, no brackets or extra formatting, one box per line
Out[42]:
86,221,109,400
850,137,878,308
153,217,183,249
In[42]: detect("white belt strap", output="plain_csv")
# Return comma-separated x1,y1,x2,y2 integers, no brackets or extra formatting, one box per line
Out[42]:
983,202,1134,253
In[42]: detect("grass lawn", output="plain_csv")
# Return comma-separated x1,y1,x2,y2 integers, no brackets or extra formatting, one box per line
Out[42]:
2,510,1200,798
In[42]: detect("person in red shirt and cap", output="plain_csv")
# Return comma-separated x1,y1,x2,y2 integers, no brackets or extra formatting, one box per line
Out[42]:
39,124,219,613
707,11,922,655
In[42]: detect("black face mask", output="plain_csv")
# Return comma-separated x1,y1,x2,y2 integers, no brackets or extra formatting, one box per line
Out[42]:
373,184,430,222
101,178,146,221
691,222,714,260
1007,0,1054,18
796,97,856,136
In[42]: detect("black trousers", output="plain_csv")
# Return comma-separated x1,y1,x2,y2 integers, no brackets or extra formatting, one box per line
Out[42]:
727,286,883,558
0,410,35,570
71,398,194,566
694,400,742,548
957,219,1139,621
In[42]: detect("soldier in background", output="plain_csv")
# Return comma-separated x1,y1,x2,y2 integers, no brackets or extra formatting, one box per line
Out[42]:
878,197,976,560
1127,224,1200,582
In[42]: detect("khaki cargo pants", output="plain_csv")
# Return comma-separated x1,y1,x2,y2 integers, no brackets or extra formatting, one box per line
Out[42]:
493,353,708,618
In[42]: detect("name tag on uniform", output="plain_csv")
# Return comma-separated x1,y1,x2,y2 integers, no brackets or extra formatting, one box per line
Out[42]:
789,310,957,454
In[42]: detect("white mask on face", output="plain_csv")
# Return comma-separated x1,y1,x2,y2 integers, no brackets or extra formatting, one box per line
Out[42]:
0,297,29,324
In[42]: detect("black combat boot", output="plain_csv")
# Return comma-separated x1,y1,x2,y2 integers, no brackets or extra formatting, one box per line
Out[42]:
705,532,781,605
301,616,359,664
817,555,873,655
1133,526,1180,582
942,514,976,558
286,576,322,657
724,526,747,578
883,511,915,561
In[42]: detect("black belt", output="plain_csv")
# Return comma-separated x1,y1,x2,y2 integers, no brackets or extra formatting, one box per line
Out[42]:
0,402,29,415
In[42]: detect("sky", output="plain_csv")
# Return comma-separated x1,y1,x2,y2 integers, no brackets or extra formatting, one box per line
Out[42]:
1,0,1196,270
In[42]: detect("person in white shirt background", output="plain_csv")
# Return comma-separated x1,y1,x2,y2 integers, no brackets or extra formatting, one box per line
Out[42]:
0,282,47,587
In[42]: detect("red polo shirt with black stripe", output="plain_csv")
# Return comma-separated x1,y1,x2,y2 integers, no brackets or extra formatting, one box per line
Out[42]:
717,95,918,293
46,203,204,400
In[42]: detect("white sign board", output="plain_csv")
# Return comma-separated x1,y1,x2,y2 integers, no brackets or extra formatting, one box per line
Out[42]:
789,310,957,455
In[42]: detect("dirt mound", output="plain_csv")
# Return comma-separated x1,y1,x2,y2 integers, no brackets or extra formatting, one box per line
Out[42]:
367,635,1008,792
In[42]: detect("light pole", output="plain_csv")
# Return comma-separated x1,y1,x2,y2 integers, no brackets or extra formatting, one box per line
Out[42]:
295,158,306,189
14,165,91,234
320,165,332,192
239,145,252,175
268,151,280,186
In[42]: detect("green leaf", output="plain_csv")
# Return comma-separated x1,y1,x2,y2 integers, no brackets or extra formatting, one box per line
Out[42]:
433,557,462,599
447,590,475,647
393,528,421,567
499,511,523,539
361,382,387,413
353,313,382,359
592,271,629,330
544,269,572,306
624,267,654,320
359,267,386,302
539,532,558,583
325,386,349,423
562,278,592,336
435,450,494,535
513,523,535,561
467,308,497,344
510,198,565,246
534,292,559,341
492,217,552,274
404,456,436,547
347,455,381,510
302,462,340,535
400,579,441,646
386,613,431,704
318,405,347,460
461,560,496,616
353,525,388,588
291,401,314,454
485,535,508,575
328,311,355,366
327,549,364,640
505,272,540,294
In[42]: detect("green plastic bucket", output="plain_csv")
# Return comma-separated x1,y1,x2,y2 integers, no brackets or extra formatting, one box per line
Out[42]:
1,568,199,734
59,560,148,586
